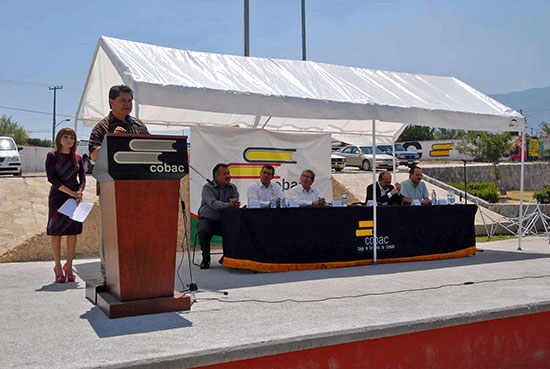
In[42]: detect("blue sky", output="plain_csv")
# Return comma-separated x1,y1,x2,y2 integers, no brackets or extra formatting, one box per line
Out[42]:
1,0,548,140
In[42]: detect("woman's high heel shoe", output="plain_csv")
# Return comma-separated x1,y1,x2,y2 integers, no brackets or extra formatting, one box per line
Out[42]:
54,266,66,283
63,264,76,282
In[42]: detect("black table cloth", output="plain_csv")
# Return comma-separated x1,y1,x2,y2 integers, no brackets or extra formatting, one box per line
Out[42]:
221,204,477,272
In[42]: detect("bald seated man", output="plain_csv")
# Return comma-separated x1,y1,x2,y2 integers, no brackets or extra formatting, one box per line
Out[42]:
365,171,403,205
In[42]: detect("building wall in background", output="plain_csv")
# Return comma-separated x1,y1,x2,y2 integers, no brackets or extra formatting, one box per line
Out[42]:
20,146,52,172
422,162,550,191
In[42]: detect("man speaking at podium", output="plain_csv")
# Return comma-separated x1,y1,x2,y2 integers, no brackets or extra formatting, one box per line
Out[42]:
88,84,150,280
88,85,150,161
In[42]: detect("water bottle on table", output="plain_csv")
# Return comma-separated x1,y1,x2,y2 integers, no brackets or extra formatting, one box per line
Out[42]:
281,188,287,208
270,188,276,208
431,189,437,205
447,188,455,205
342,189,348,207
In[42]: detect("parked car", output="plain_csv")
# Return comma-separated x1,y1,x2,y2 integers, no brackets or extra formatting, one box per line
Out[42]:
334,145,394,171
77,139,94,174
377,144,420,167
331,152,346,172
0,136,23,176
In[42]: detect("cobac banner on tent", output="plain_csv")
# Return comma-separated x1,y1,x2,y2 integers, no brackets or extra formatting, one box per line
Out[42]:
189,126,332,238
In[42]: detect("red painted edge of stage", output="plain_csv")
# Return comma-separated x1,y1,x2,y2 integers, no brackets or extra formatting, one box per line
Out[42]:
194,310,550,369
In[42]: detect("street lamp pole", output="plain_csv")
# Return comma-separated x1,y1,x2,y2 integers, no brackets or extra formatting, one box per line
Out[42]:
49,85,63,146
56,118,71,129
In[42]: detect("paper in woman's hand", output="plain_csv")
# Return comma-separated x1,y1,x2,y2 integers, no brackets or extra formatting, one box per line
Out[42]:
58,198,93,222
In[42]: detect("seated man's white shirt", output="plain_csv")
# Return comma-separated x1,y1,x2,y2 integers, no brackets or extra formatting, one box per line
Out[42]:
247,180,283,207
288,184,322,206
379,182,390,197
378,182,393,205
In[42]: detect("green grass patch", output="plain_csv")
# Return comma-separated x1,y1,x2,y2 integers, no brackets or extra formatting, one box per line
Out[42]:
476,234,517,243
449,181,499,203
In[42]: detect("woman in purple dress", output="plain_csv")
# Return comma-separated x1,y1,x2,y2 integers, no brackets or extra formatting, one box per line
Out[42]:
46,128,86,283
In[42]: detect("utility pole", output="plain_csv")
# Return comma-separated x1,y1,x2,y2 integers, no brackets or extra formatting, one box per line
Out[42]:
301,0,306,61
49,86,63,146
244,0,249,56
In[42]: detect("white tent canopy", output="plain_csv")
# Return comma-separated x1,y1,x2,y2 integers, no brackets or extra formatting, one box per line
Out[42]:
76,36,525,145
77,36,530,259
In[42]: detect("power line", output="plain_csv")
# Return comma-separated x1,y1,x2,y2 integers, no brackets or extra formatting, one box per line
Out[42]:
0,78,50,87
523,108,550,114
0,105,72,118
0,78,80,92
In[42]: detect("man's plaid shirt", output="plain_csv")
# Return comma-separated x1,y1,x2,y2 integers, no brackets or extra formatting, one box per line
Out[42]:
88,112,150,154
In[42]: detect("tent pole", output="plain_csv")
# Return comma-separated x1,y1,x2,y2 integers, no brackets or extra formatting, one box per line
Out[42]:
372,119,377,264
392,140,396,175
517,130,525,251
260,116,272,129
74,38,103,137
251,115,263,128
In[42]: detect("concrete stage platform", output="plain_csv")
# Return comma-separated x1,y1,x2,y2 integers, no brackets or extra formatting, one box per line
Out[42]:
1,237,549,368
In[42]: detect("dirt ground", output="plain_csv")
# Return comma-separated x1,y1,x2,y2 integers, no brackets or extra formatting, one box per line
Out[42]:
1,176,353,263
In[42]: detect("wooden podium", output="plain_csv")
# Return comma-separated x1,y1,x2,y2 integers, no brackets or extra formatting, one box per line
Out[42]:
93,134,191,318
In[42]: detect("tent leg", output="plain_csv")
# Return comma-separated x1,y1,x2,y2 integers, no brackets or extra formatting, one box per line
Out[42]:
372,119,377,264
392,140,396,174
517,130,525,251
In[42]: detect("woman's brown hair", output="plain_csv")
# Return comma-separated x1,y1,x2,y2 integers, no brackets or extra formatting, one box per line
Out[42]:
54,128,78,166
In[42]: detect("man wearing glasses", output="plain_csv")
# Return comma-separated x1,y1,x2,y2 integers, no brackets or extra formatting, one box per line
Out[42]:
288,169,326,207
365,171,402,205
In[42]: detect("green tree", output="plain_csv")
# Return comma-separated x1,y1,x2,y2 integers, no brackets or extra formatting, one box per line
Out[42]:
455,131,514,192
0,114,29,144
537,121,550,135
433,128,466,140
26,137,52,147
397,124,435,141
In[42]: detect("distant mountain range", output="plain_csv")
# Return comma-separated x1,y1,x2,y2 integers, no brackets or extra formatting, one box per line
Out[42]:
490,86,550,135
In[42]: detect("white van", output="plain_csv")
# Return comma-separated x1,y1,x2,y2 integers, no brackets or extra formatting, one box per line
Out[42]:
0,137,23,176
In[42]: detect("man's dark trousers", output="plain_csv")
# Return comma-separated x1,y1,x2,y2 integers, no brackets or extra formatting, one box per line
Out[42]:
197,217,223,263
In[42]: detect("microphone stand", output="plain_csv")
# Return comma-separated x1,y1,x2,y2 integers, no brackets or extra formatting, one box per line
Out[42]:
462,160,468,204
178,179,228,304
189,163,214,185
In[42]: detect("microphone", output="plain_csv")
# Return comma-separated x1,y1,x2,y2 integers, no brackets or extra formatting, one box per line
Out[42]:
188,163,215,185
126,115,141,127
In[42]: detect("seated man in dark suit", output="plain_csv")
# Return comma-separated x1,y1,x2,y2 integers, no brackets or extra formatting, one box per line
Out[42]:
365,171,403,205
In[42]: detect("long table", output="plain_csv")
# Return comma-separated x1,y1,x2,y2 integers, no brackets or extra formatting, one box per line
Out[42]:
221,204,478,272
